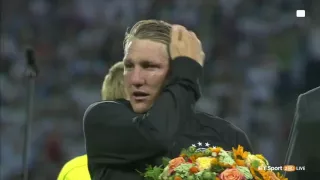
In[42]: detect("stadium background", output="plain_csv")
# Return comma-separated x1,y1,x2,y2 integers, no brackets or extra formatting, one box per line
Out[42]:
1,0,319,179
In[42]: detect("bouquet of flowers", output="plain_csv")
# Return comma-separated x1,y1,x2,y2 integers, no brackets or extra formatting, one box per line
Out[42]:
141,145,288,180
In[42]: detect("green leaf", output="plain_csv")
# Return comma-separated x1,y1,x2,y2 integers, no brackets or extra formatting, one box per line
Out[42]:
135,169,144,176
211,165,225,173
174,163,193,178
251,160,260,169
162,157,171,167
142,165,164,180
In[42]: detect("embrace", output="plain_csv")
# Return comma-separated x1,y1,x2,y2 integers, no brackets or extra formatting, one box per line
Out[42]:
58,19,253,180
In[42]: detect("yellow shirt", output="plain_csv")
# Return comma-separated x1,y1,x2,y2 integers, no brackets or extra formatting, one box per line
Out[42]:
57,155,91,180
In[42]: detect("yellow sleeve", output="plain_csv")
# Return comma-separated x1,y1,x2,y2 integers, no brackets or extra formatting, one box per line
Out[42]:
57,155,90,180
57,162,72,180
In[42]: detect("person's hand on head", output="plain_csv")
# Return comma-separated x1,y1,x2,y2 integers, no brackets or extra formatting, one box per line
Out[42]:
169,25,205,66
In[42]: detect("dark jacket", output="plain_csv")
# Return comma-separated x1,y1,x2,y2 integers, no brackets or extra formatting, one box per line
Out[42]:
83,57,253,180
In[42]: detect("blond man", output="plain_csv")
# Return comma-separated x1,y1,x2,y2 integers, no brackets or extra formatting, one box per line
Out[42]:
57,61,126,180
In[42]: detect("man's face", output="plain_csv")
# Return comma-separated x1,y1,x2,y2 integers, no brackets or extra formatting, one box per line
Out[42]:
123,39,169,113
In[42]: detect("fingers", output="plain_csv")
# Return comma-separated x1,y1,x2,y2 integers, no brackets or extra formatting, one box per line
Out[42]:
189,31,204,61
181,28,190,41
171,25,199,44
171,25,185,43
171,25,179,43
189,31,197,39
200,51,205,61
189,31,201,46
170,24,204,66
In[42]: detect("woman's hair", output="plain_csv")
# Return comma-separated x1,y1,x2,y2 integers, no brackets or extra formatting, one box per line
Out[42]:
101,61,126,100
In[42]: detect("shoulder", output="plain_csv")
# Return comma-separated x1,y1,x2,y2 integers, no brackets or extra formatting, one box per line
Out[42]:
195,111,252,151
60,155,87,170
84,100,131,121
195,112,245,134
296,86,320,110
296,86,320,120
83,100,135,129
299,86,320,101
84,101,123,116
58,155,89,180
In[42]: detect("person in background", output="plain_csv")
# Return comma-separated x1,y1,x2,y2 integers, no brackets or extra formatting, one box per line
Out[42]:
57,62,126,180
284,86,320,180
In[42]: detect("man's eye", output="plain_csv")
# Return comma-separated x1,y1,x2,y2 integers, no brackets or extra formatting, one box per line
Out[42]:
124,64,133,69
147,65,158,68
143,64,159,69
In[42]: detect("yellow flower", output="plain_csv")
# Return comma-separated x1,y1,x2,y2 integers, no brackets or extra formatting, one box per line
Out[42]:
196,157,213,171
232,145,249,166
275,172,288,180
255,154,269,165
245,154,267,168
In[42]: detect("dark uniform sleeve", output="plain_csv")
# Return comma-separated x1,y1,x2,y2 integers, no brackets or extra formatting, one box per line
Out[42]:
236,129,254,153
225,122,254,153
84,57,202,165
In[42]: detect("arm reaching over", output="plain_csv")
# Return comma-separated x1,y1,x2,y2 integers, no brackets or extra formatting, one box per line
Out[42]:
84,24,205,167
84,57,202,165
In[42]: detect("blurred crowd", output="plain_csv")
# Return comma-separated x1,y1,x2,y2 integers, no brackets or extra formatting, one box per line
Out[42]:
1,0,319,179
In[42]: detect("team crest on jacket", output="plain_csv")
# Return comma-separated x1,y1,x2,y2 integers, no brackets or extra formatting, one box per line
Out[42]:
191,142,216,152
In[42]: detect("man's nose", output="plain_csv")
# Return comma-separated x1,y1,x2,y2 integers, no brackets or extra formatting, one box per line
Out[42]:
130,68,144,87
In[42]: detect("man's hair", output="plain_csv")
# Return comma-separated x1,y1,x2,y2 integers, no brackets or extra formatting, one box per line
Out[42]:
101,61,126,100
123,20,172,51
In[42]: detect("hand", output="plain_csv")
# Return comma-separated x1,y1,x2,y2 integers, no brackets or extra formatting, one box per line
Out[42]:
169,25,205,66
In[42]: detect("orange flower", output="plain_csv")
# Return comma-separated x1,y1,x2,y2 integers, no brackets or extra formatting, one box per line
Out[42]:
174,176,182,180
189,166,199,174
189,155,197,163
232,145,249,166
179,153,186,158
169,157,185,171
220,168,245,180
211,147,222,153
235,159,246,166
